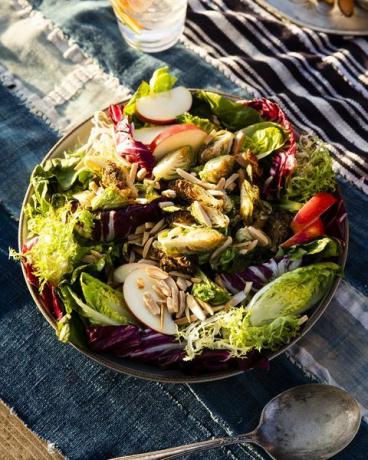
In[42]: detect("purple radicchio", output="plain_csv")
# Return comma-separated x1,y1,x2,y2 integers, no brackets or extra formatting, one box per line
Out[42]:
241,98,297,195
86,325,184,368
221,256,302,293
92,198,163,242
108,104,155,173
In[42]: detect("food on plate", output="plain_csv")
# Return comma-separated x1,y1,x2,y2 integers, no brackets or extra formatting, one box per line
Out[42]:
13,67,345,374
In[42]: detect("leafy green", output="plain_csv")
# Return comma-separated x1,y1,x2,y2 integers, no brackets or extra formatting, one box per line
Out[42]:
248,262,340,326
25,203,88,288
195,91,261,130
149,66,177,93
80,273,134,325
176,113,216,133
179,306,302,360
283,135,336,203
124,67,177,116
90,186,129,211
192,271,231,306
278,237,340,261
56,288,87,348
240,122,287,159
210,247,236,271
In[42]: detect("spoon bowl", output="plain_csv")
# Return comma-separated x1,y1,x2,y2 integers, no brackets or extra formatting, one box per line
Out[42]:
255,384,361,460
113,384,361,460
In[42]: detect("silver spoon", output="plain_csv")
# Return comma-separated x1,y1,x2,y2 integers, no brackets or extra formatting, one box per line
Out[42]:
111,384,361,460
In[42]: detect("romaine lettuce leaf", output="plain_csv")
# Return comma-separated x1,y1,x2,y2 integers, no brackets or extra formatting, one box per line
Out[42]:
278,237,340,261
240,122,287,159
248,262,340,326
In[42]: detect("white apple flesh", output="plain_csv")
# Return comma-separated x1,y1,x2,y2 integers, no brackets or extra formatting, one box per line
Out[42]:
136,86,192,124
123,268,177,335
133,126,169,145
150,124,208,159
113,263,154,284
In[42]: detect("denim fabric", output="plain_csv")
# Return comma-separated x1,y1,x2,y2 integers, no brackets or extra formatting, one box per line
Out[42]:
1,1,368,459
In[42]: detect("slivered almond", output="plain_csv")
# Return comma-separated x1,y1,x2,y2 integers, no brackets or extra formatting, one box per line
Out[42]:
142,231,150,246
142,237,155,259
135,224,145,234
125,171,138,197
185,305,192,323
137,167,147,180
176,168,217,190
149,218,165,235
186,295,206,321
167,297,178,314
247,226,271,247
232,131,244,155
143,292,160,315
175,314,197,325
162,189,176,199
160,304,164,330
191,277,201,283
159,201,175,209
170,286,179,313
136,278,145,289
145,222,154,229
128,234,141,241
193,201,212,227
212,304,227,313
208,189,225,197
152,283,167,299
210,237,233,261
176,277,189,291
225,173,239,189
226,290,247,308
145,266,169,280
243,281,253,295
196,298,214,316
216,177,226,190
158,279,171,297
177,291,186,318
215,275,226,290
129,251,136,263
135,198,148,205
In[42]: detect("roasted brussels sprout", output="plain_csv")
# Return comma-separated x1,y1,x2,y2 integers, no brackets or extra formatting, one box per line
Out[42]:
159,252,195,274
101,161,128,190
156,226,226,257
152,146,195,181
172,179,223,208
264,210,293,250
199,155,235,183
165,210,195,227
190,202,229,230
240,179,259,224
199,130,234,164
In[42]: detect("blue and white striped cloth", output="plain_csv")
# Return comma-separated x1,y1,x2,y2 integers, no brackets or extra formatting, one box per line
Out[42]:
0,0,367,458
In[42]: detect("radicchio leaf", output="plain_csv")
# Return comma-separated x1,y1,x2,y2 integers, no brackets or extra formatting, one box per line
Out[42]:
92,198,163,242
108,105,154,173
241,98,297,195
221,256,302,293
86,325,184,368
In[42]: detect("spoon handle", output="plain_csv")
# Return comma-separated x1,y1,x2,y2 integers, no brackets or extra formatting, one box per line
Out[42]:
110,432,263,460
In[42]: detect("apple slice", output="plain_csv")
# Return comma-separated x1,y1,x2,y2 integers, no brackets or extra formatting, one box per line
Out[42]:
113,263,154,284
291,192,337,233
150,124,208,159
123,268,177,335
136,86,192,124
281,218,325,248
133,126,170,145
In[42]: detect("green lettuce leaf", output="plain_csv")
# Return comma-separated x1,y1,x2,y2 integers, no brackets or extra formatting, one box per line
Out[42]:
90,186,129,211
192,271,231,305
194,91,261,130
124,67,177,116
248,262,340,326
240,122,287,159
278,237,340,261
80,273,135,325
176,113,216,133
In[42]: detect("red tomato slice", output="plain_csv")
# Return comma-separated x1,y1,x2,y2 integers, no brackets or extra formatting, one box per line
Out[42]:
281,218,325,248
291,192,337,233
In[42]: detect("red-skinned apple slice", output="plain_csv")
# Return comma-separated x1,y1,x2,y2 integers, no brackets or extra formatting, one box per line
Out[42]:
281,218,325,248
136,86,192,124
150,124,208,159
291,192,337,233
133,126,170,145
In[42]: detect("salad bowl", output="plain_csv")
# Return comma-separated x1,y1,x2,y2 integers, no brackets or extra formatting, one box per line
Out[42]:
18,85,348,383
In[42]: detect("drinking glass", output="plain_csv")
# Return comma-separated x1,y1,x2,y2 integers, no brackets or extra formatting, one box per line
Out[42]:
111,0,188,53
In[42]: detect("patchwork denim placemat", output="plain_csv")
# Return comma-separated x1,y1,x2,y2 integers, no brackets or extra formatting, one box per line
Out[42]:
1,1,368,458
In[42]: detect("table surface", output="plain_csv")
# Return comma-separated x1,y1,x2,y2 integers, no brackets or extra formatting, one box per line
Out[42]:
0,1,368,459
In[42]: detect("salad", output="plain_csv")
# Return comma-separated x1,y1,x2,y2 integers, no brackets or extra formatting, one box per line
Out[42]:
13,67,345,374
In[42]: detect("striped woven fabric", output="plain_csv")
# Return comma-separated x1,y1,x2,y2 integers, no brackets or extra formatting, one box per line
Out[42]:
0,0,367,458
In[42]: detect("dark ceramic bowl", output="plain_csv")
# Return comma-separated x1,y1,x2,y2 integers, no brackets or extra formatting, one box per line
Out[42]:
19,92,348,383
